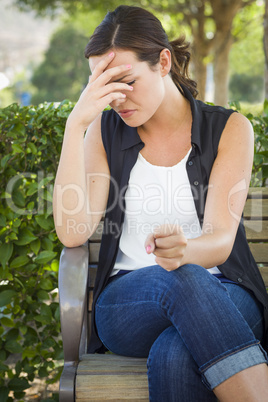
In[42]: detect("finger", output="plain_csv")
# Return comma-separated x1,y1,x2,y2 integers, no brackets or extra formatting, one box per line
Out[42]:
112,97,127,108
144,233,156,254
92,59,132,86
155,256,180,272
154,245,185,259
96,92,127,110
90,51,116,82
155,235,187,250
96,64,133,87
97,81,134,99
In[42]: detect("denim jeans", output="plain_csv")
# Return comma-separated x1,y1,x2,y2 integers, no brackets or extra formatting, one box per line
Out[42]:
95,264,267,401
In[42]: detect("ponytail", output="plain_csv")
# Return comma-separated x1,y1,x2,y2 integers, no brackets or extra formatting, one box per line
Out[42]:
169,37,198,99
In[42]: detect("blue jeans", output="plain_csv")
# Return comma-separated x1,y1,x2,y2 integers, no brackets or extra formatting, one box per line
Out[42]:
95,264,267,401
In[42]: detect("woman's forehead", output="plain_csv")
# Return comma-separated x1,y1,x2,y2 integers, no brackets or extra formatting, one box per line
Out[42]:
89,50,138,72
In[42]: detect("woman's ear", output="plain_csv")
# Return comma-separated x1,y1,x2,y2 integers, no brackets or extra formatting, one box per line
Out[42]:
159,49,171,77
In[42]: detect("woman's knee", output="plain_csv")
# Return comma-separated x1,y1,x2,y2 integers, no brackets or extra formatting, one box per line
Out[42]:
148,263,217,289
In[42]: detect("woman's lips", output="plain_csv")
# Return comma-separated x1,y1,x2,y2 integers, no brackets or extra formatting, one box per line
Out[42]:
118,109,136,118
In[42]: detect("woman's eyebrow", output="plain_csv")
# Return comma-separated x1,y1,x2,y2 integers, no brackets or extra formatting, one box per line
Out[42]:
113,73,133,82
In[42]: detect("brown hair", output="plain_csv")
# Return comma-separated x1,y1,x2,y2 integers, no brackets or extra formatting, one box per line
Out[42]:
84,5,198,98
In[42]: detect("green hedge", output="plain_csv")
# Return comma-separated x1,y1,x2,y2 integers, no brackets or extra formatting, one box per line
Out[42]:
246,100,268,186
0,100,74,402
0,99,267,402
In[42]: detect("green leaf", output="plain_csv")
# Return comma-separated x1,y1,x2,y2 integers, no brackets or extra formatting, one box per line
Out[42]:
5,340,23,354
40,303,52,318
0,290,17,307
35,215,52,230
35,251,57,265
8,377,30,391
22,348,36,359
0,349,6,361
0,387,9,402
26,182,38,196
14,228,37,246
37,290,50,301
12,190,25,208
0,362,9,371
34,315,52,325
0,215,7,227
30,238,41,255
10,122,26,137
0,243,13,268
39,278,53,291
11,144,24,154
0,317,14,328
14,391,26,399
50,259,59,272
41,237,53,251
263,99,268,116
10,255,30,269
0,154,9,168
26,142,37,154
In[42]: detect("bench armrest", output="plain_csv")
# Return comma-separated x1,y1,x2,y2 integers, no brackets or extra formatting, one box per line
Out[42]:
58,243,89,402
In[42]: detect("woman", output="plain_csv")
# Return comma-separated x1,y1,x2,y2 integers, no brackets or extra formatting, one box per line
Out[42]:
53,5,268,401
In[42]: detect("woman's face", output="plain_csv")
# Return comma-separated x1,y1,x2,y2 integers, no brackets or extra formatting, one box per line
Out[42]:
89,49,167,127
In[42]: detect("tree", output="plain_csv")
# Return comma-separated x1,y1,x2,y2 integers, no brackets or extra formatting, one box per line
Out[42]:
13,0,261,105
31,25,89,104
264,0,268,100
147,0,259,104
229,2,264,103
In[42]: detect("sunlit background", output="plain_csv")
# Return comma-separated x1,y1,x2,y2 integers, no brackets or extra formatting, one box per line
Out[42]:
0,0,266,110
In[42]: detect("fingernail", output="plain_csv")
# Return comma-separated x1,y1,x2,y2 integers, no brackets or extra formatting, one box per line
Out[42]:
126,64,132,69
146,245,151,253
109,52,114,57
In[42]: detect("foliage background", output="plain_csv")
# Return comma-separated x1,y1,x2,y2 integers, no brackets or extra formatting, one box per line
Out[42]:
0,100,74,401
0,99,267,401
0,0,266,107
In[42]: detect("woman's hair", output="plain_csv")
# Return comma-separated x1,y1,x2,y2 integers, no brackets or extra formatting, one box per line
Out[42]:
84,5,198,98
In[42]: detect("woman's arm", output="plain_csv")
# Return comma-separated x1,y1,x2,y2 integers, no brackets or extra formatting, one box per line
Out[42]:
53,52,133,247
53,116,109,248
145,112,254,270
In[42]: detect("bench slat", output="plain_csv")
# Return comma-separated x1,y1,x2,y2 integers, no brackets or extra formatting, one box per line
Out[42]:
248,243,268,264
243,199,268,219
76,355,149,401
248,188,268,198
244,220,268,241
259,266,268,286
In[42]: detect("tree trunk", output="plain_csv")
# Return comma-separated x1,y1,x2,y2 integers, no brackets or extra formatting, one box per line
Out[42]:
210,0,243,105
185,0,210,101
264,0,268,100
213,33,233,106
191,45,207,101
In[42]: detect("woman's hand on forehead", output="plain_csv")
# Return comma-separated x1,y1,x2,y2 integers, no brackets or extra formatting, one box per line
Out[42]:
67,52,134,130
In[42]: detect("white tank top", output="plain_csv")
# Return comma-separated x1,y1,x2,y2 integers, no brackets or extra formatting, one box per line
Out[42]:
112,148,220,276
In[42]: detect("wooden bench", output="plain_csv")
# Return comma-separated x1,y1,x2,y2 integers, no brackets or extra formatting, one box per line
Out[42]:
58,187,268,401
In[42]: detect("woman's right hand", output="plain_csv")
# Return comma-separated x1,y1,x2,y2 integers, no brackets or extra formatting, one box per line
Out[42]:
66,51,133,131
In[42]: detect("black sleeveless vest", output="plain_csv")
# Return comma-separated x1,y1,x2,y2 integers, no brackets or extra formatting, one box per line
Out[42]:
88,85,268,353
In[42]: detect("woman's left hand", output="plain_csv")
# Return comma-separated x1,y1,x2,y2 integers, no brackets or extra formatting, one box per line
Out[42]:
145,224,187,271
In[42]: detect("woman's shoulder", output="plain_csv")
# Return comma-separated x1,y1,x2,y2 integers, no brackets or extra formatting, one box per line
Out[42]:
197,99,235,119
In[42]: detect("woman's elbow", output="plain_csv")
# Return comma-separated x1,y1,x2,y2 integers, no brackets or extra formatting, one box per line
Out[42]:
55,228,89,248
217,232,236,265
